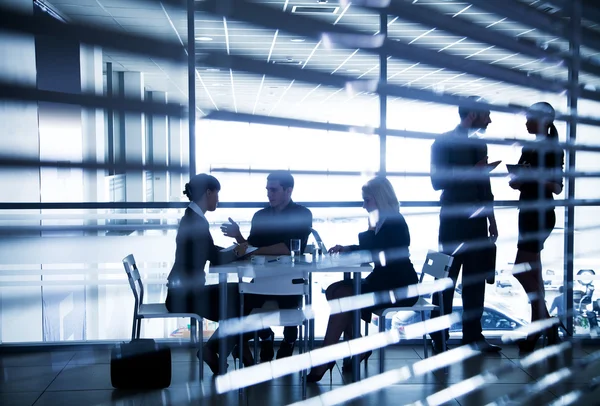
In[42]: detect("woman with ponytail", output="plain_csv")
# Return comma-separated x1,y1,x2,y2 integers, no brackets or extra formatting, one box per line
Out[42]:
508,102,565,351
166,174,255,373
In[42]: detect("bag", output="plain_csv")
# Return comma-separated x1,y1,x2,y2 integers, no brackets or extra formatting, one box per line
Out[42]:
482,240,497,285
110,339,171,389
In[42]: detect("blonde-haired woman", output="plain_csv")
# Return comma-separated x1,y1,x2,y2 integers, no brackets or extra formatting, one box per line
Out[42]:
307,177,418,382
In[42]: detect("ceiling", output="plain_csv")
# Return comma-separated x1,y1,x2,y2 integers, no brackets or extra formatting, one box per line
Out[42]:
46,0,600,125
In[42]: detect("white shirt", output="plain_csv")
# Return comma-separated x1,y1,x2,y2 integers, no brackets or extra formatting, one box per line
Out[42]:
188,202,206,220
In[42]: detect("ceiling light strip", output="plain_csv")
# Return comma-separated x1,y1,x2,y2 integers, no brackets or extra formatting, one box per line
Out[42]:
195,70,219,110
268,79,294,116
331,49,359,74
298,84,321,104
198,0,600,100
229,69,238,113
252,75,266,115
452,5,472,18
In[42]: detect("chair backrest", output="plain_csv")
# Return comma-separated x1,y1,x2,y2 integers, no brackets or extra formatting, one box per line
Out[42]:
311,228,327,253
123,254,144,313
420,250,453,282
239,270,309,297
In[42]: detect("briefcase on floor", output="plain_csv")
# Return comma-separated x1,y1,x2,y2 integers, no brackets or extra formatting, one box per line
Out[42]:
110,339,171,389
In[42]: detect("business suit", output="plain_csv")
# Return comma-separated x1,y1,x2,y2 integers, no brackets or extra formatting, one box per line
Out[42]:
327,214,419,322
165,204,252,354
430,127,493,345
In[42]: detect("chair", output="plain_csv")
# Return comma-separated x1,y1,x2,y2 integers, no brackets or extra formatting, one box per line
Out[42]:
239,269,310,399
122,254,205,377
372,250,454,373
311,228,327,253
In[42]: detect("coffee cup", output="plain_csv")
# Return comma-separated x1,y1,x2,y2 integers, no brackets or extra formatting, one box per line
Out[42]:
276,255,292,264
251,255,266,265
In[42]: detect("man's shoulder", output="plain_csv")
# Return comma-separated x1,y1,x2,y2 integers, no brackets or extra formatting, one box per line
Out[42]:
433,129,459,145
290,202,312,215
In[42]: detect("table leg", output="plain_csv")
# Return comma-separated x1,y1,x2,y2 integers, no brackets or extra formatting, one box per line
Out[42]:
308,272,314,350
219,273,228,374
352,271,361,382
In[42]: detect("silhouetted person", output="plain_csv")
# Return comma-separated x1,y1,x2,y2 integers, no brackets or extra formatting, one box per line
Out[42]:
509,102,564,352
430,99,501,354
221,171,312,361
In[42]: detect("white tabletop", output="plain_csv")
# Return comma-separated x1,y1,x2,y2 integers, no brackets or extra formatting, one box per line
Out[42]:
208,252,373,277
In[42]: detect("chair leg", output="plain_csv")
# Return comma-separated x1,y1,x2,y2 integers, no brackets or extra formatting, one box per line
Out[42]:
301,322,308,399
135,319,142,339
421,311,428,359
254,331,259,365
364,320,369,365
198,318,204,381
190,318,197,344
379,316,385,374
131,317,137,341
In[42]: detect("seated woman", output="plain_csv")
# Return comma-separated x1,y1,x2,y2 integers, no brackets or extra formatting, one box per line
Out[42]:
165,173,254,374
307,176,419,382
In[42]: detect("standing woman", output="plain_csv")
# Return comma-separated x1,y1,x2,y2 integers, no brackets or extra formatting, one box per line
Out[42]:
165,174,253,373
306,177,418,382
509,102,565,351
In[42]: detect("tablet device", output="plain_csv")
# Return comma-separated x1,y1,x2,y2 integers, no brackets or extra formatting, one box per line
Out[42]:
506,164,527,174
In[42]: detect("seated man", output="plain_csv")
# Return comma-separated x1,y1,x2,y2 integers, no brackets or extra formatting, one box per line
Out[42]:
221,170,313,361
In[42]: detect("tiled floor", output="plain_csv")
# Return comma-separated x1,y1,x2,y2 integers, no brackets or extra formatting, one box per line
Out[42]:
1,344,599,406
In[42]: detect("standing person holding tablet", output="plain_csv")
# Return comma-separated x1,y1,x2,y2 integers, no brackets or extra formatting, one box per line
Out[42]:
429,97,502,354
508,102,565,352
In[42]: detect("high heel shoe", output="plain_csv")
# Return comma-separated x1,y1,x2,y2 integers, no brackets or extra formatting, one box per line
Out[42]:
342,350,372,373
199,347,228,375
232,343,255,368
516,333,541,353
306,362,335,384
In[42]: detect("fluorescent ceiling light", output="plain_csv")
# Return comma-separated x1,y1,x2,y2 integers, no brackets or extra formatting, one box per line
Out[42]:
196,36,213,41
290,38,305,42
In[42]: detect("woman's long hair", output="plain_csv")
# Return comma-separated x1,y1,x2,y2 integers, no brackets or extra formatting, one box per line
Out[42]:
362,176,400,218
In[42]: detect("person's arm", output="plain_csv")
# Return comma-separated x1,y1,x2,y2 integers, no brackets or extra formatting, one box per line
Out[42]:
549,297,558,315
329,244,359,254
484,156,498,242
430,139,453,191
545,150,564,195
220,217,247,244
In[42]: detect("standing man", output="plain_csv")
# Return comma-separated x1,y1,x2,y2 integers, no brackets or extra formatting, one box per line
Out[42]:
429,99,502,353
221,170,313,361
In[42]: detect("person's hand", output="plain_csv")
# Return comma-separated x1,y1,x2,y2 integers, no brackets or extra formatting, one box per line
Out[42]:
220,217,241,238
474,156,488,168
487,160,502,171
233,242,248,257
328,245,347,254
509,178,522,190
489,222,499,243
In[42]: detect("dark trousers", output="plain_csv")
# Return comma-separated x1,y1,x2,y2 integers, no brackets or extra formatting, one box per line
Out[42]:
430,213,488,345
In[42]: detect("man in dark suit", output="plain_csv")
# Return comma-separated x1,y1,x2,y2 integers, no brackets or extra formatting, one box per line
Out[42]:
429,99,502,354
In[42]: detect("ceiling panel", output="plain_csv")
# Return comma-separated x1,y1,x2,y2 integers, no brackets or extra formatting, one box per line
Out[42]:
49,0,600,122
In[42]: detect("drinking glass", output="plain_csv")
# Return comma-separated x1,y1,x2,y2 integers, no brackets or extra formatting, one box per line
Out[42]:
290,239,302,263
